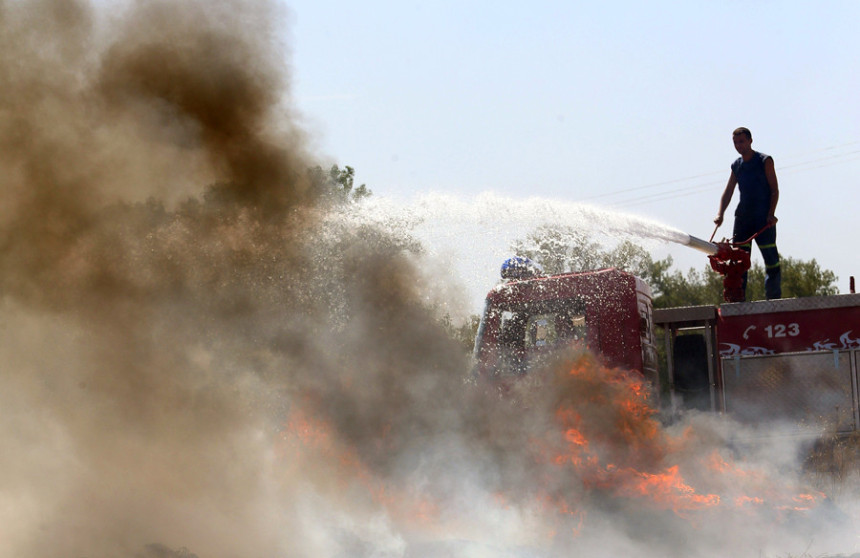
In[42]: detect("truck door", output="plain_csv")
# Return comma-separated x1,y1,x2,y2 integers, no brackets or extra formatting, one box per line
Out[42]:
673,334,711,411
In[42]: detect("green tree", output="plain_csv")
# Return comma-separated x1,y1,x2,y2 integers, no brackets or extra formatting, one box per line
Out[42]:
510,225,672,282
510,225,603,275
639,255,840,307
307,164,371,204
744,256,838,300
645,262,724,308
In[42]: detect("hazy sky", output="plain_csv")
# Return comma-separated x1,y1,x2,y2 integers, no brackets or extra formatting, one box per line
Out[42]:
285,0,860,301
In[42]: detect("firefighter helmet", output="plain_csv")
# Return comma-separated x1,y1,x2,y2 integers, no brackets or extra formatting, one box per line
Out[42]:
500,256,542,280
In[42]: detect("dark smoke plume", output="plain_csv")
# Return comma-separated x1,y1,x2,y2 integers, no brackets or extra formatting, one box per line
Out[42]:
0,1,489,556
1,0,356,555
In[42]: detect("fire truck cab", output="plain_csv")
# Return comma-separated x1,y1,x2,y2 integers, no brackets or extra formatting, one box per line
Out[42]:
473,267,658,385
474,259,860,434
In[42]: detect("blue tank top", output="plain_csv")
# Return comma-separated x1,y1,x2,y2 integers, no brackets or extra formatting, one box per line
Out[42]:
731,151,772,220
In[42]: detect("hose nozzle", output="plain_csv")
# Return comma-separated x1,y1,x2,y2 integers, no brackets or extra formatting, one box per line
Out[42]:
681,234,719,256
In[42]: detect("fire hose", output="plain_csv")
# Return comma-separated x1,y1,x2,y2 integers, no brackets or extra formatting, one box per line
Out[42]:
678,223,774,303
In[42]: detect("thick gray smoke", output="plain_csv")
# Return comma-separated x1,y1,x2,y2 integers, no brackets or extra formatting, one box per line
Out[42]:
1,1,857,557
0,1,501,555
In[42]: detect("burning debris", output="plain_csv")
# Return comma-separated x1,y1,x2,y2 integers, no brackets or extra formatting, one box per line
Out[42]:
0,1,858,557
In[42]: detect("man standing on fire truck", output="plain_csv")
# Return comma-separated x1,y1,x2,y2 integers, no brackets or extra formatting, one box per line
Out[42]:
714,127,781,300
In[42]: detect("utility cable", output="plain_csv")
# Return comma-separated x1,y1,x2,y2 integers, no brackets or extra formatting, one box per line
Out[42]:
590,142,860,209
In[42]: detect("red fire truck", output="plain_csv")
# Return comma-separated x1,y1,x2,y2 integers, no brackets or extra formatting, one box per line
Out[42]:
473,259,860,433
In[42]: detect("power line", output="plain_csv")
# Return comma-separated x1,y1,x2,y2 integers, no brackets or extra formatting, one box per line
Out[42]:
780,149,860,173
579,169,725,202
588,142,860,209
610,181,720,209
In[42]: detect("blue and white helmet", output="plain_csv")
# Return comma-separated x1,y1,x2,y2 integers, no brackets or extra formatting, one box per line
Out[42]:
500,256,543,280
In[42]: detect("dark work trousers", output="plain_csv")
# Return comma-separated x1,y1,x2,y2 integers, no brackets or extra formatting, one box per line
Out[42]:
733,217,781,300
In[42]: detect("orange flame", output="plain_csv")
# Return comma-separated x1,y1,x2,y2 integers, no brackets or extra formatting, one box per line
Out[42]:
605,465,721,513
278,353,828,543
543,355,824,523
277,407,442,529
545,357,723,517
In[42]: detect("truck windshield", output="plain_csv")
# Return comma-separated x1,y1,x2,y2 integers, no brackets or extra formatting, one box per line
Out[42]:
478,298,587,377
